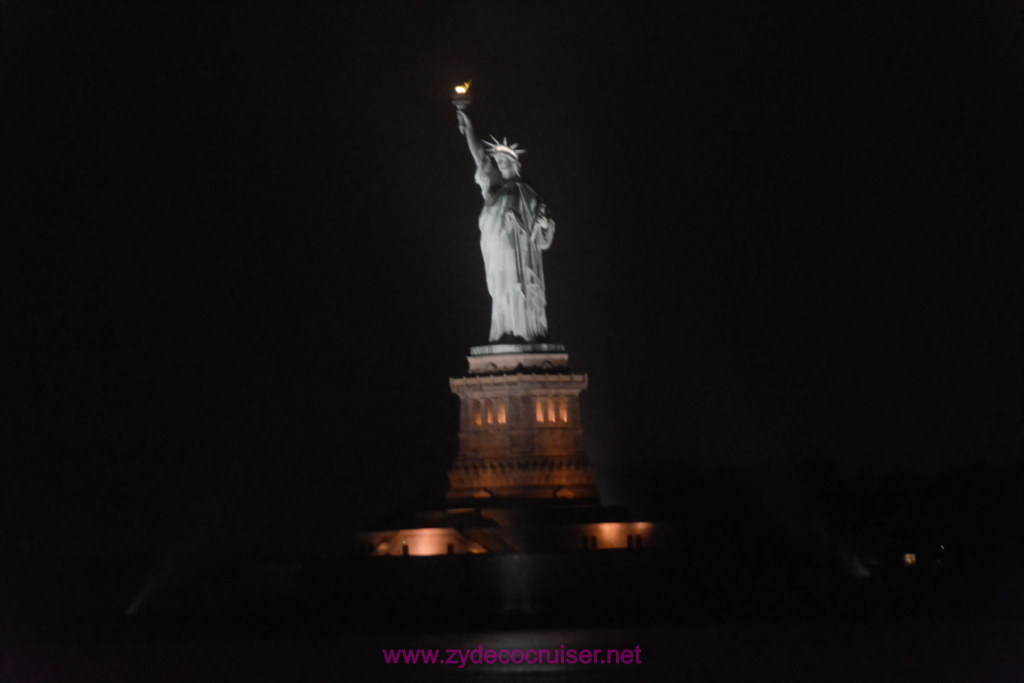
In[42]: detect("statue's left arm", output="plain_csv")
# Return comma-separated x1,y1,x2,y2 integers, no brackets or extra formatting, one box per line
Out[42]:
531,203,555,250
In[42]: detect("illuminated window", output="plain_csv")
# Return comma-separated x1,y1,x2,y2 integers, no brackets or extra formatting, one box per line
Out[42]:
472,400,482,426
485,400,494,425
534,397,565,424
496,399,506,425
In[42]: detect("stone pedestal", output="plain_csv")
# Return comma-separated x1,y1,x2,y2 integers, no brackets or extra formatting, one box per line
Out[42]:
447,344,600,503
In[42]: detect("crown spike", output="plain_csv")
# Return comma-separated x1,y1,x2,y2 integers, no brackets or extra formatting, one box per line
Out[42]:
483,135,526,160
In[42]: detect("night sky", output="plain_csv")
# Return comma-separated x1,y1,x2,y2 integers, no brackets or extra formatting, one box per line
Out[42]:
4,3,1022,559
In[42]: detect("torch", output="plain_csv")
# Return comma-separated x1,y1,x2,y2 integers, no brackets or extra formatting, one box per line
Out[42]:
452,81,472,133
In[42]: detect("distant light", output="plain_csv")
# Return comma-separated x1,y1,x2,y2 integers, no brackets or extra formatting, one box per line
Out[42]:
454,81,471,95
903,552,917,567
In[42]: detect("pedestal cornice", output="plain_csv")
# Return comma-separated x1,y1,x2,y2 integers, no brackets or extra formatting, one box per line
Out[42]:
467,348,571,376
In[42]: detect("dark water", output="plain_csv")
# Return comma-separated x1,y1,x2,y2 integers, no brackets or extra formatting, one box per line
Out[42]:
4,618,1023,682
3,554,1022,681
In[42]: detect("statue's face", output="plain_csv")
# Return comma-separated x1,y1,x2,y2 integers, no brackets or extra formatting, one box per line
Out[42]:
494,154,520,179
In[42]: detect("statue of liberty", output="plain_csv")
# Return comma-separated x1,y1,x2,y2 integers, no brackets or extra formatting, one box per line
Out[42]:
456,108,555,343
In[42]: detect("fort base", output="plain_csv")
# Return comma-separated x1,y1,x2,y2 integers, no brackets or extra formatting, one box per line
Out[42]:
354,344,666,557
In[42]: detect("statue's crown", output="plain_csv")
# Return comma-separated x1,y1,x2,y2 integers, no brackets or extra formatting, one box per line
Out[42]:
484,136,525,160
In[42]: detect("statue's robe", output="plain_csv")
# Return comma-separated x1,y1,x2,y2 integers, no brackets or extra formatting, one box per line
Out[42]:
478,176,555,342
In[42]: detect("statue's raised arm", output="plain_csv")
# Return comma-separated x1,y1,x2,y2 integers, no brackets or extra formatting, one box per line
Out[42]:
455,101,556,343
456,110,486,169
